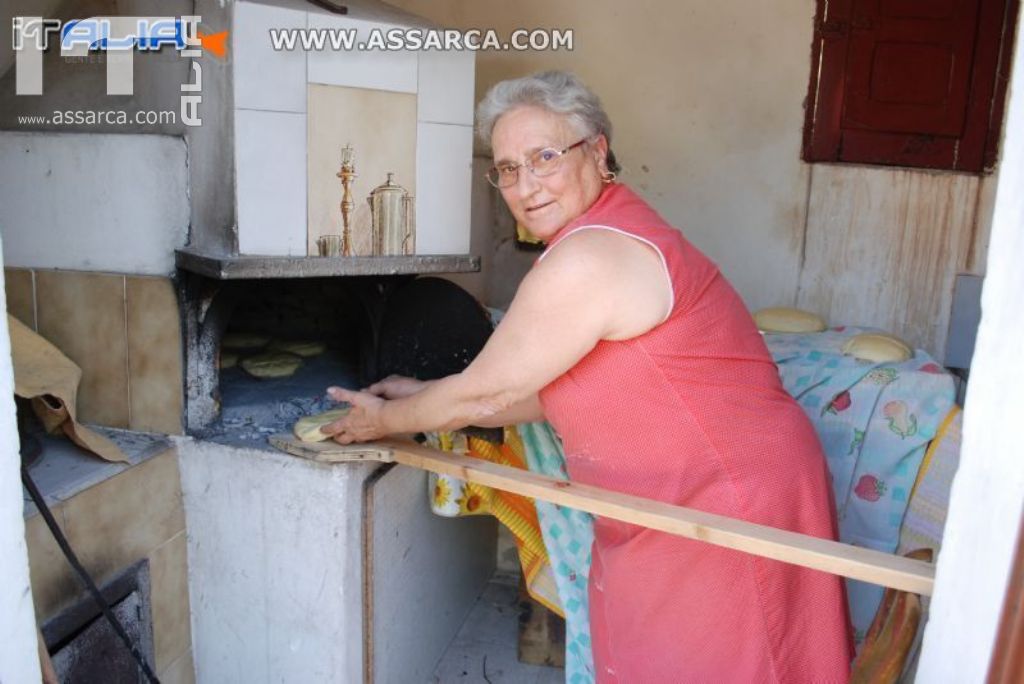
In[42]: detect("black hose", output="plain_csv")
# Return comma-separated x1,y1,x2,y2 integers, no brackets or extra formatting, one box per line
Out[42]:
21,464,161,684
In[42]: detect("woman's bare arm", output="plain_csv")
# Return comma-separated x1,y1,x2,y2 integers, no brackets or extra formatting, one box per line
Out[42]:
467,393,544,427
323,229,669,443
363,376,543,427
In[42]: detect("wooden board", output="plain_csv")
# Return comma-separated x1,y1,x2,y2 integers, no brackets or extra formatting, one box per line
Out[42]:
268,434,396,463
518,577,566,668
798,164,977,358
268,436,936,595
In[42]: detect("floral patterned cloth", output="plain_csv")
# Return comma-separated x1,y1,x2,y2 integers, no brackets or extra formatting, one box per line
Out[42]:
426,429,562,616
426,425,596,684
764,327,955,643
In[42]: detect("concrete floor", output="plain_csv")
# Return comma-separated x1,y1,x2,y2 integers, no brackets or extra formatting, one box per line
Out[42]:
430,576,565,684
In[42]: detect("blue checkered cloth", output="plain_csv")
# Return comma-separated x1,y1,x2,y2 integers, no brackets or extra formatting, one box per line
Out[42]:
518,422,595,684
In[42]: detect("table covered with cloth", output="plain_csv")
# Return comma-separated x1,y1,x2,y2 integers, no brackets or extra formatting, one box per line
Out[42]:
763,326,956,642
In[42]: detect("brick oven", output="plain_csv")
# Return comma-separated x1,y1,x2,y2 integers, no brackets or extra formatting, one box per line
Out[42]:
2,0,500,680
172,0,498,679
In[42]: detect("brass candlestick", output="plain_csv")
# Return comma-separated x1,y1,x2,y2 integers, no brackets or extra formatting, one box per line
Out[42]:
337,144,357,257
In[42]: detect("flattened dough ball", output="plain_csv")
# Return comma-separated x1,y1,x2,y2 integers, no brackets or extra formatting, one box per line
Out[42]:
841,333,913,363
293,407,351,442
753,307,827,333
222,332,271,350
269,340,327,358
240,352,303,379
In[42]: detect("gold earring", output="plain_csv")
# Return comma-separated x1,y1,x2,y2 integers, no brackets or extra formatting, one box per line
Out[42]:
601,170,617,184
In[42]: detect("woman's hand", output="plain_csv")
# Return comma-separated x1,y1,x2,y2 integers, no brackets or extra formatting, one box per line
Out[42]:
321,386,388,444
363,375,429,400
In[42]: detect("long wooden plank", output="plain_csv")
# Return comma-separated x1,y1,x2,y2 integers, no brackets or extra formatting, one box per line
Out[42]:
268,434,935,595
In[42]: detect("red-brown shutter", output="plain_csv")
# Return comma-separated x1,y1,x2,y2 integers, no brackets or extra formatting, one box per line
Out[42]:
803,0,1019,172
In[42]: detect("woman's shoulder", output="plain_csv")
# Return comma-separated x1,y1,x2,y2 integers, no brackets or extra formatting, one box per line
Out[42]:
555,184,678,246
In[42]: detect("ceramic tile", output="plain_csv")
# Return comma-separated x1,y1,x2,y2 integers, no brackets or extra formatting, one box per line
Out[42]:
24,504,79,620
307,14,418,93
415,122,473,254
160,648,195,684
235,109,307,255
233,0,307,112
151,531,191,672
35,270,129,428
307,84,417,255
62,448,185,585
126,276,184,435
5,267,35,329
417,48,475,125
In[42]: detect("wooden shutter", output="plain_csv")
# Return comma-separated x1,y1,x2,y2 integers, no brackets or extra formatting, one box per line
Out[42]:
803,0,1019,172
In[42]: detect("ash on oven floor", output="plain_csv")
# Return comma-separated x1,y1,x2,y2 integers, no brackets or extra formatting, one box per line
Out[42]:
200,352,360,449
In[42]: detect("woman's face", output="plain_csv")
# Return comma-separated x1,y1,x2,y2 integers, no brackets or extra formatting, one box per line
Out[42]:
490,106,608,241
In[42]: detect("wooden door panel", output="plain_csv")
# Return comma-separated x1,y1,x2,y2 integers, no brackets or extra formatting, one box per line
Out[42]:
843,0,979,136
802,0,1018,171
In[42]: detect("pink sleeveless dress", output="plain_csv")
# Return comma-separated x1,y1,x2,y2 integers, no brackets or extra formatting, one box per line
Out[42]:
537,184,853,682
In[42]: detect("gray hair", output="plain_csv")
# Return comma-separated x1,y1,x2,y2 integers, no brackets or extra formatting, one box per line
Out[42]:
476,70,620,173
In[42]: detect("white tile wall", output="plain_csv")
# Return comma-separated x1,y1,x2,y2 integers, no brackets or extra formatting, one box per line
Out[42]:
417,48,475,126
306,14,418,93
226,1,475,257
235,109,307,255
233,0,308,113
415,122,473,254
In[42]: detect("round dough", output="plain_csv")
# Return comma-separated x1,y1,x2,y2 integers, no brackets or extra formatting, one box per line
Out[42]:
293,408,351,442
753,307,827,333
841,333,913,363
240,352,303,379
222,332,271,350
269,340,327,358
221,351,239,370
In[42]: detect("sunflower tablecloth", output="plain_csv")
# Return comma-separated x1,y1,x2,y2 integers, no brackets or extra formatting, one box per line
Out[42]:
426,428,561,615
426,425,597,684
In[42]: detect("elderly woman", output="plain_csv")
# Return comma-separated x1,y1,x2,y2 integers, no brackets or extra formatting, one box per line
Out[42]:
324,71,852,681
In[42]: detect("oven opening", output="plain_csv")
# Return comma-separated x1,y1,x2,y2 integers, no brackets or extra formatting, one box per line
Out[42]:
184,274,494,445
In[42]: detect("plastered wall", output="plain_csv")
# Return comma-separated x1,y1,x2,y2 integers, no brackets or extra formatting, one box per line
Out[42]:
0,132,189,276
393,0,814,314
0,242,42,684
391,0,1003,359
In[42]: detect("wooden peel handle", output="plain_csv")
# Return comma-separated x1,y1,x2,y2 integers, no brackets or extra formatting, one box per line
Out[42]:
376,439,935,596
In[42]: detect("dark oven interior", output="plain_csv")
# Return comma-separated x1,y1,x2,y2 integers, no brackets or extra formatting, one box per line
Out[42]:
179,273,494,444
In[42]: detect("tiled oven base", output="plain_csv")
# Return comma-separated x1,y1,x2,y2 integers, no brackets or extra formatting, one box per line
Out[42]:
23,438,190,683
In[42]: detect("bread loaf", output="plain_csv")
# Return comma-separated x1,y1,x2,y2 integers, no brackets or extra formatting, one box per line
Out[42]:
841,333,913,363
753,307,827,333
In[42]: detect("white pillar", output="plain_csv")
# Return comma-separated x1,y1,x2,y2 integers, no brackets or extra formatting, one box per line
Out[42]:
0,236,43,683
917,10,1024,680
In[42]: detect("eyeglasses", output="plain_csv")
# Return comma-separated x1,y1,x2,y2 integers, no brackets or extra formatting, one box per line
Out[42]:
485,138,588,188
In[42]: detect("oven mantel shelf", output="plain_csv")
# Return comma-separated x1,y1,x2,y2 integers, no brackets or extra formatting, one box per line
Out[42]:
175,248,480,280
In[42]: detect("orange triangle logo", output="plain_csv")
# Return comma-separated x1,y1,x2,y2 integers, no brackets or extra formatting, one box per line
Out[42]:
196,30,229,59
